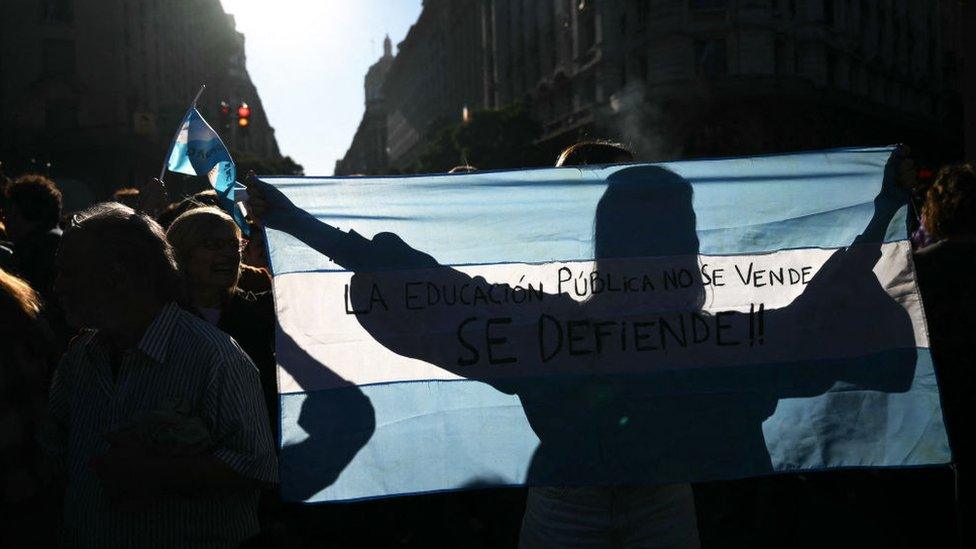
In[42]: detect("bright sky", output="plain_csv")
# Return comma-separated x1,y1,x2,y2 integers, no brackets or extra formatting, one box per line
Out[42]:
219,0,423,175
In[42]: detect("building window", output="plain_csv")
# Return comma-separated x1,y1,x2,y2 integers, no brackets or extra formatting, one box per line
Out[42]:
637,54,649,82
548,8,558,69
578,2,597,53
852,67,861,95
45,98,78,130
696,38,727,77
637,0,650,29
42,39,75,78
775,0,793,18
826,53,837,87
40,0,73,23
906,25,916,62
877,6,886,51
774,38,790,75
530,29,541,83
690,0,728,9
559,84,573,115
823,0,834,26
581,73,597,105
893,16,902,58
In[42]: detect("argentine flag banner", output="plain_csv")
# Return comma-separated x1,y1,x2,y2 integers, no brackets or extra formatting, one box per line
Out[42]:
256,147,950,503
165,107,247,233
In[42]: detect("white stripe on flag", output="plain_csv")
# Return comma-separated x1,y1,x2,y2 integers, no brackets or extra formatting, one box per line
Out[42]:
275,240,927,393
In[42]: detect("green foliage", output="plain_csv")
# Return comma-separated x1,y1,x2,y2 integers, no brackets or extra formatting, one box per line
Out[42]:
411,103,548,173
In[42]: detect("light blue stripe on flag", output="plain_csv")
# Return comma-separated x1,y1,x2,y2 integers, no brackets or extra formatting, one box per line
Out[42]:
264,147,950,503
263,147,904,276
279,348,947,502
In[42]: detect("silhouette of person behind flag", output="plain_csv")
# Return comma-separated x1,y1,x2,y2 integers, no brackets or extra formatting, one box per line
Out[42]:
248,150,918,528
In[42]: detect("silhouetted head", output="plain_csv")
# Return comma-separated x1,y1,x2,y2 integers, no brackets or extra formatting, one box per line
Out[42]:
3,174,62,240
112,187,141,209
594,165,704,311
56,203,181,330
556,141,635,167
595,166,699,259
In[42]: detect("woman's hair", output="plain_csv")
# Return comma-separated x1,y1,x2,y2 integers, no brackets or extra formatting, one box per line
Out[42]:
556,141,635,167
922,164,976,240
0,267,42,326
166,206,241,268
66,202,183,304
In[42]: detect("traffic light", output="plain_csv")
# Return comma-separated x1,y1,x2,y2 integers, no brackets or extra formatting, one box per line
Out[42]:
237,102,251,128
218,101,232,130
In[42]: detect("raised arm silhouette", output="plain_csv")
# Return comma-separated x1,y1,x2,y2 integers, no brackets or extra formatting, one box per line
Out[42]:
254,157,916,489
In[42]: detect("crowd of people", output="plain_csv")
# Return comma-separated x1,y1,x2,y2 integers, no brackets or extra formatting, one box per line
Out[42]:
0,143,973,547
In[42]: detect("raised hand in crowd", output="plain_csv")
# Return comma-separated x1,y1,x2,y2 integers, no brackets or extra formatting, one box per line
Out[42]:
244,171,270,222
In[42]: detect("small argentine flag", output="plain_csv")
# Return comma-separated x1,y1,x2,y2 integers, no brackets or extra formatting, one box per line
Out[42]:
163,90,249,235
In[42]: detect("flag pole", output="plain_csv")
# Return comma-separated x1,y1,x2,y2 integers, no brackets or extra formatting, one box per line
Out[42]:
159,84,207,182
190,84,207,107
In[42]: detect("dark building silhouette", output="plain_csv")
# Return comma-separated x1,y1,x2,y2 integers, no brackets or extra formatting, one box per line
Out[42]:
337,0,488,174
957,0,975,162
0,0,281,205
334,36,395,176
339,0,964,174
592,0,960,161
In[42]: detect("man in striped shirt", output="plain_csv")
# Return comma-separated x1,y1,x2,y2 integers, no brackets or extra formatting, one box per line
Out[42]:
41,203,277,548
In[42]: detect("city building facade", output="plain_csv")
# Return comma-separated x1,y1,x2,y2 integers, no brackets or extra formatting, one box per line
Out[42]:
337,0,488,174
584,0,956,160
335,36,395,175
957,0,974,162
0,0,280,202
340,0,963,174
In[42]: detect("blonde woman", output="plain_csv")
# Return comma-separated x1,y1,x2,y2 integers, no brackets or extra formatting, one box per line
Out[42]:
166,207,277,434
1,268,58,545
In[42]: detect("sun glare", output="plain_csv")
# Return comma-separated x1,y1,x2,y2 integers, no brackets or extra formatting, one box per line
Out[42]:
214,0,422,174
220,0,356,43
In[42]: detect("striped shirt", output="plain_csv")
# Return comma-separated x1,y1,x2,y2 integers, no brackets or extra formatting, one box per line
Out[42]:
44,303,277,548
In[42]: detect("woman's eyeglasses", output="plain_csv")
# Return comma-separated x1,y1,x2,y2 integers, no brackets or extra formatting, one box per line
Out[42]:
199,237,246,253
